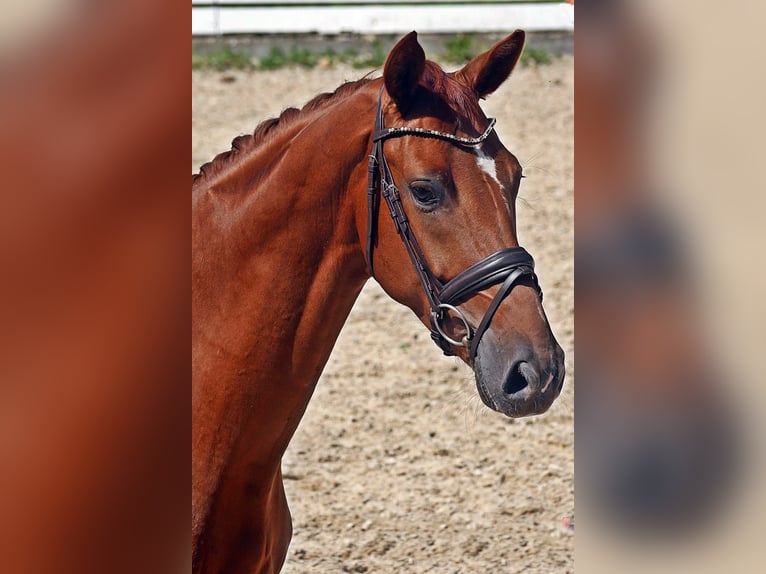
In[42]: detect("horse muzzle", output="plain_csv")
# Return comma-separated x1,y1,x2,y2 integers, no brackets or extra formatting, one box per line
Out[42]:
473,337,565,417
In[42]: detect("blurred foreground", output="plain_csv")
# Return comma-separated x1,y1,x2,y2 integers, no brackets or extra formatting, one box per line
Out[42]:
0,3,188,573
576,1,764,572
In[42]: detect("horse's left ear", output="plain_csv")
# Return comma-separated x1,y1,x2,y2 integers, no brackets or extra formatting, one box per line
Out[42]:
384,31,426,113
457,30,526,99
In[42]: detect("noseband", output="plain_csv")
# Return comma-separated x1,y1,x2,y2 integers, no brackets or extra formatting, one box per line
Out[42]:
366,90,543,362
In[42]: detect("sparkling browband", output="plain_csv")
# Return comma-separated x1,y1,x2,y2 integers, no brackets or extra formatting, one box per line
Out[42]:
373,117,496,147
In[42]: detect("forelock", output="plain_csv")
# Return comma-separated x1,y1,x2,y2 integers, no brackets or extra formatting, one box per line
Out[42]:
420,60,484,125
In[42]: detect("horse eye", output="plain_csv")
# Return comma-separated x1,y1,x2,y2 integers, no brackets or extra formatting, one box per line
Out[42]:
409,182,440,207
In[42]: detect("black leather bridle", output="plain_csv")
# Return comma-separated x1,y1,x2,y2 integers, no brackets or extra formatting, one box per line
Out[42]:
366,90,543,362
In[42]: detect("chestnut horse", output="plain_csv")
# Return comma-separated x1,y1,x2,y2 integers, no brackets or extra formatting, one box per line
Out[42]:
192,31,564,573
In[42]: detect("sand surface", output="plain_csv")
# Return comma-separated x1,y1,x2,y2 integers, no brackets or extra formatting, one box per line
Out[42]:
193,56,573,573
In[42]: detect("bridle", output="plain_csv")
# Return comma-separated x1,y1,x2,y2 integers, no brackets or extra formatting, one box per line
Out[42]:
366,89,543,362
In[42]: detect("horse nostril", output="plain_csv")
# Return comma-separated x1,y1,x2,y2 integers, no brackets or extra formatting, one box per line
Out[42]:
503,361,531,395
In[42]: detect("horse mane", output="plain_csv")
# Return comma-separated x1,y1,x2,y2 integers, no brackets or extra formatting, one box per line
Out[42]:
192,60,483,185
193,75,375,185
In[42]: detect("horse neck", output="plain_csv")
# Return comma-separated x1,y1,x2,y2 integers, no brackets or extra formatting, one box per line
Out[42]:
192,84,377,464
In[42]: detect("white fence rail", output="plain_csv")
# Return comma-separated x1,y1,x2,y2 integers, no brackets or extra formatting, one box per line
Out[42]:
191,1,574,35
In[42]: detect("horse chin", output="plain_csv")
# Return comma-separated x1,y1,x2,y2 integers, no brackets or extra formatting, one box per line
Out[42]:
473,376,555,418
473,343,565,418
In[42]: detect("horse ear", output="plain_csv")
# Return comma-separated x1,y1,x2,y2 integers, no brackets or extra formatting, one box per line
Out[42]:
383,31,426,113
457,30,526,99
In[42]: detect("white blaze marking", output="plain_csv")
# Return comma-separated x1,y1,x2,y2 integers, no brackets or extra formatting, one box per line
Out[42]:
474,147,512,216
475,149,501,187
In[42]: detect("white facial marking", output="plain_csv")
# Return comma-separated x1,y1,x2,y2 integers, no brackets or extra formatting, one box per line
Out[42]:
475,149,501,188
475,147,511,215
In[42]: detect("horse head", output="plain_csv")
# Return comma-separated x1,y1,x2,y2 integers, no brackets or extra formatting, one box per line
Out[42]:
363,32,565,417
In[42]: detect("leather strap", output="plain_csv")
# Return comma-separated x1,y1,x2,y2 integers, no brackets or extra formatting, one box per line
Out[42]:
439,247,540,306
468,267,527,359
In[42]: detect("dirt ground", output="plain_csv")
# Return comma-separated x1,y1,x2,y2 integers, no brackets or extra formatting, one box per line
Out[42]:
192,55,573,573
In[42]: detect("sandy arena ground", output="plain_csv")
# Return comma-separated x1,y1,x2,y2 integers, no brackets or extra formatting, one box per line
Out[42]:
193,55,573,573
